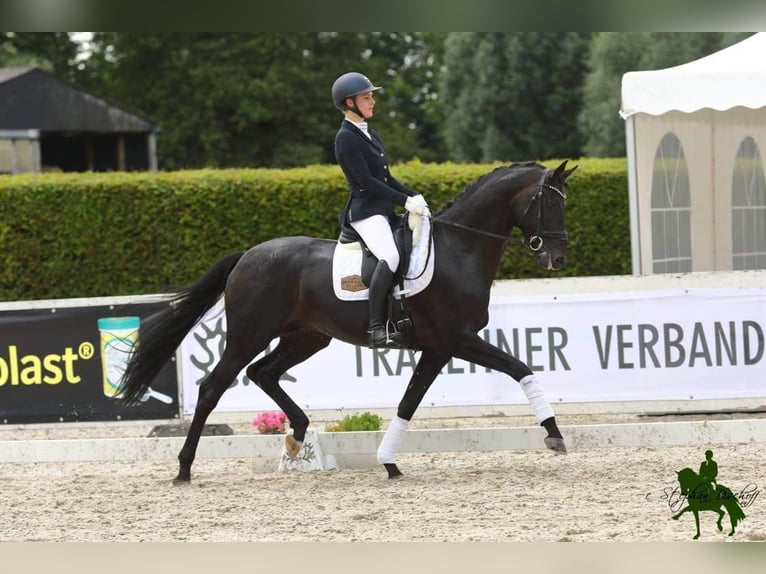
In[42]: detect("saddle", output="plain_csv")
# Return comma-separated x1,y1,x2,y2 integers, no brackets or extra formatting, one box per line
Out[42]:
337,214,413,289
334,214,434,348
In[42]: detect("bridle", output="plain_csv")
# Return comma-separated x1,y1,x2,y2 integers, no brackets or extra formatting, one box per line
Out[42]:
433,170,568,252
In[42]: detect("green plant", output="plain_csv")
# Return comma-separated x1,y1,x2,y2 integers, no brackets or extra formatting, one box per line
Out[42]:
324,412,383,432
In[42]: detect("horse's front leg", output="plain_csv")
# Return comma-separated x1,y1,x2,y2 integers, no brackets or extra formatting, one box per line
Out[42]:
693,510,701,539
377,350,451,479
672,505,690,520
452,333,566,454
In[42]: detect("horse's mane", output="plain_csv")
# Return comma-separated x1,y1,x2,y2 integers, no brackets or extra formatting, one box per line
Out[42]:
677,467,698,493
435,161,545,216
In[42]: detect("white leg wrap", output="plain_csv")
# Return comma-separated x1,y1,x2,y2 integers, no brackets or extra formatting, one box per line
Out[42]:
520,374,555,424
377,416,409,464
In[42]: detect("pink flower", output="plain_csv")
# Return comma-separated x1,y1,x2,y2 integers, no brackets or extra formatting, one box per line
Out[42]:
252,411,288,434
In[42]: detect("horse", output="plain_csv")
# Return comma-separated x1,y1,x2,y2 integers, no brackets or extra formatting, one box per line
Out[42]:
118,160,577,482
672,467,746,539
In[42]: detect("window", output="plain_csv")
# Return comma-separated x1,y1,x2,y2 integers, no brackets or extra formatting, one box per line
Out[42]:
651,133,692,273
731,136,766,270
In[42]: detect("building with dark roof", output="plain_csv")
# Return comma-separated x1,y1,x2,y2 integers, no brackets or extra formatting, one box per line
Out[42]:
0,67,158,174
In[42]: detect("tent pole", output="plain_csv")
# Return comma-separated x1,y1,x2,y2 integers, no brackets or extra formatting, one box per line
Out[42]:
625,115,642,275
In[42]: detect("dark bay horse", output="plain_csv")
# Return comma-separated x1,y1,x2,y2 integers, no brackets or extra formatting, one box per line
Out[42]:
672,468,746,539
119,160,577,482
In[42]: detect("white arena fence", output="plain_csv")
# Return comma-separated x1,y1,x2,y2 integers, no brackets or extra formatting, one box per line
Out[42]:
2,419,766,468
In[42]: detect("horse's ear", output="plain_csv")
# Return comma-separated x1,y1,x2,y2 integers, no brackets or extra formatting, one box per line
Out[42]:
552,160,578,181
563,164,578,180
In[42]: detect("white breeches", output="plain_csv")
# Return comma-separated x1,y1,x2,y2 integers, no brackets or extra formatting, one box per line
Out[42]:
350,214,400,272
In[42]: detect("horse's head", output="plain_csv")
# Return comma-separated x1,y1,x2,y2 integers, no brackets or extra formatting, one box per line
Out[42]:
514,160,577,271
676,468,698,494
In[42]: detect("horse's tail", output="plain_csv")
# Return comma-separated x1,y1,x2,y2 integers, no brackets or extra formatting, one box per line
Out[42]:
720,487,747,526
118,251,245,405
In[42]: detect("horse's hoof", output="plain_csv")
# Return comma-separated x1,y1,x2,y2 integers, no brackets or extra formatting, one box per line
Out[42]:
384,463,403,479
544,436,567,454
693,534,700,540
285,435,302,458
173,476,191,486
672,515,679,521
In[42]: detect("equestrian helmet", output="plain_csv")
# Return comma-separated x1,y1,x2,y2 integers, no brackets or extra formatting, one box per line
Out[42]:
331,72,381,109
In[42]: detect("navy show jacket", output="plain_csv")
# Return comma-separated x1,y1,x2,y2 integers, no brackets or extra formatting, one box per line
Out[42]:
335,119,417,226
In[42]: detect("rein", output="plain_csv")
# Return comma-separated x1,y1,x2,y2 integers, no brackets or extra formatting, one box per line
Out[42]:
433,218,517,242
432,171,567,252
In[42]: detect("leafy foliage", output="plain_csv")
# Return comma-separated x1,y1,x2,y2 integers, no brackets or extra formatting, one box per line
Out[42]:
325,412,383,432
0,159,629,301
3,32,757,173
71,33,446,170
0,32,78,76
440,32,592,162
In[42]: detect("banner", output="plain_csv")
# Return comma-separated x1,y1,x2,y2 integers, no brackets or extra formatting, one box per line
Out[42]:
0,299,179,424
179,289,766,414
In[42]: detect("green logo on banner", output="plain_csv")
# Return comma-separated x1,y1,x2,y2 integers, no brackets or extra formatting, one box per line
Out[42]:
671,450,747,539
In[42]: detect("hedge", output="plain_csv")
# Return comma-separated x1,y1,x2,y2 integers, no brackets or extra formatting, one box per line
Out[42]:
0,158,629,301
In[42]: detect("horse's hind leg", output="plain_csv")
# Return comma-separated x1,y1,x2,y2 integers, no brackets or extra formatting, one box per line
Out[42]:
176,347,264,483
716,508,724,531
246,330,331,456
378,350,451,478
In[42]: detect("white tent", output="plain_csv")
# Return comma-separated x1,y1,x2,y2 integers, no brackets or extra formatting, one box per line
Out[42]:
620,33,766,274
621,33,766,119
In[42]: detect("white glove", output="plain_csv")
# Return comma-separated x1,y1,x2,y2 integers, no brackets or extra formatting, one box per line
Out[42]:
404,194,429,215
408,211,422,245
407,205,431,245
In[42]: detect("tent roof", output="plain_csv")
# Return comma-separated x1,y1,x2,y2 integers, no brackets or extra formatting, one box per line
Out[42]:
620,33,766,119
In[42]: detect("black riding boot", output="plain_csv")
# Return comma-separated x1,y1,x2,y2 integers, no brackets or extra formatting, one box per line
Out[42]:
367,260,402,348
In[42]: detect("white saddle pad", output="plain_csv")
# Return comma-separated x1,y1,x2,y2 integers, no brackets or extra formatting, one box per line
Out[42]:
332,217,435,301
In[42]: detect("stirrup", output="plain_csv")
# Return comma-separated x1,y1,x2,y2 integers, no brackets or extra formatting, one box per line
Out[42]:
368,325,402,348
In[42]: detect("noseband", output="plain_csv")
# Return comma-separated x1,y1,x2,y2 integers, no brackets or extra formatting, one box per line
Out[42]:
519,171,568,251
434,170,567,252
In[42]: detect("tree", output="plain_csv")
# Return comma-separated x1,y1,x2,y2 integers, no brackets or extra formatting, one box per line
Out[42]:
0,32,78,77
440,33,483,162
79,33,333,169
76,33,447,170
579,32,754,157
361,32,448,162
440,32,591,163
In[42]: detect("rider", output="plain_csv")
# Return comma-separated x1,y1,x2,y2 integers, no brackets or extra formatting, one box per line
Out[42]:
332,71,430,348
699,449,718,494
